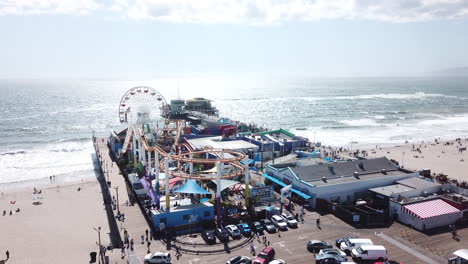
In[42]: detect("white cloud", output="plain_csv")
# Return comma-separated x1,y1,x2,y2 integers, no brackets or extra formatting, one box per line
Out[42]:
1,0,468,23
0,0,100,16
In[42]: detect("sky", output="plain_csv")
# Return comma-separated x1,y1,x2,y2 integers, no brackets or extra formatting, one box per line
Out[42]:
1,0,468,79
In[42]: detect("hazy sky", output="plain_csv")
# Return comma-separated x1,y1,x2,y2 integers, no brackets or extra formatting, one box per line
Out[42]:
1,0,468,79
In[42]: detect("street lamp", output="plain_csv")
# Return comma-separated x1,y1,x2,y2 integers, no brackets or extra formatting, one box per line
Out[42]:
93,226,104,264
113,186,120,214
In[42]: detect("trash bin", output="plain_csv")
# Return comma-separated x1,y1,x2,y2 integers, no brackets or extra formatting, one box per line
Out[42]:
89,252,97,263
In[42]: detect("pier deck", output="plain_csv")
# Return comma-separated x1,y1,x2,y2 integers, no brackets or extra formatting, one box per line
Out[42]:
95,137,462,264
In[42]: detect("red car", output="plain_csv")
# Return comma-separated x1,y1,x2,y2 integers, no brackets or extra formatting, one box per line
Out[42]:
253,247,275,264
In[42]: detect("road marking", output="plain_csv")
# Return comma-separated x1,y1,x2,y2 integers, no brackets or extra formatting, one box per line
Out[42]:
273,241,286,248
188,257,201,264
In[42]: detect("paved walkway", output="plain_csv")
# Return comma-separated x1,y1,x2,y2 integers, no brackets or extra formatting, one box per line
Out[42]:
95,137,154,264
377,232,440,264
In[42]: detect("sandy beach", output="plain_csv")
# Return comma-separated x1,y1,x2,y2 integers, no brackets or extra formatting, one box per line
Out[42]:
0,179,111,264
367,138,468,183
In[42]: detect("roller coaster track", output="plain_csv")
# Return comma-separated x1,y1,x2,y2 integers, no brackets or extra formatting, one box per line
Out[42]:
122,121,246,180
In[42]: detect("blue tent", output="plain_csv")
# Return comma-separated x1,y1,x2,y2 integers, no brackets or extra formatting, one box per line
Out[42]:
174,179,211,195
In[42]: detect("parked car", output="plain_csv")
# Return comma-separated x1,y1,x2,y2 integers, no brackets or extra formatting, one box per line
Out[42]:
237,223,253,237
351,245,387,262
201,229,216,244
315,253,347,264
318,248,347,258
280,213,298,228
271,215,288,231
225,225,242,239
269,260,286,264
215,227,230,242
335,236,358,247
260,219,276,233
144,252,172,264
340,238,373,255
226,256,252,264
252,221,264,233
307,240,333,253
253,247,275,264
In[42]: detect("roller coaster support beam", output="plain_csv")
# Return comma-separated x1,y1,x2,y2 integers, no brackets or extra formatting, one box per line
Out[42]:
189,154,194,175
216,162,222,227
165,158,170,212
244,157,250,207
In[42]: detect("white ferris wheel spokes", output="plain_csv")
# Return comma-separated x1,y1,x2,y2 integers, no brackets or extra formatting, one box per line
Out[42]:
118,86,168,124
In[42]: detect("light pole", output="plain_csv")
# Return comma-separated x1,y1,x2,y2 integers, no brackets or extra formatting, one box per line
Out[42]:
114,186,119,213
93,226,103,264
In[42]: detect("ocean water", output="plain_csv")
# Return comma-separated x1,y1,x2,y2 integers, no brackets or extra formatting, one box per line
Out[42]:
1,77,468,185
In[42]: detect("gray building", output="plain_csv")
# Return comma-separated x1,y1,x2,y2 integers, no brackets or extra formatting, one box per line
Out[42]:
264,157,419,208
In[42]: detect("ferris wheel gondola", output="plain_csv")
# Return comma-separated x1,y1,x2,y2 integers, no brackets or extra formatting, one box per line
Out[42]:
118,86,169,124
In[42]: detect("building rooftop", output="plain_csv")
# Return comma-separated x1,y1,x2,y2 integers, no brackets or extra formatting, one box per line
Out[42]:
369,184,415,197
290,157,400,183
309,170,407,187
187,138,258,151
396,177,440,189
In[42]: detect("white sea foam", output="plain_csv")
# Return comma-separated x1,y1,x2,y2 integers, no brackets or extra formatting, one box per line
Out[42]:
294,113,468,148
0,140,96,184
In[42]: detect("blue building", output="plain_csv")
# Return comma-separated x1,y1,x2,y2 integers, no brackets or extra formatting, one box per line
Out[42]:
152,202,214,235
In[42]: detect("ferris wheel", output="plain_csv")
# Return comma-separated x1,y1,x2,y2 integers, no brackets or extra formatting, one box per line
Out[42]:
118,86,169,124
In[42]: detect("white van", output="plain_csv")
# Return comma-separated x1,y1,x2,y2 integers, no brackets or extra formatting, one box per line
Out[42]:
351,245,387,261
340,238,373,255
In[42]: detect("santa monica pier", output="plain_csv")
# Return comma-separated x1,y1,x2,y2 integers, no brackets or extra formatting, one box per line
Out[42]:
91,86,468,264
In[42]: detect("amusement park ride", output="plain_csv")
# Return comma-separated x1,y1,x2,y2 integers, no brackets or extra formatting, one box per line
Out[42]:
118,86,251,225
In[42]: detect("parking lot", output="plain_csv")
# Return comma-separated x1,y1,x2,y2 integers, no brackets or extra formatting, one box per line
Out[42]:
160,210,447,264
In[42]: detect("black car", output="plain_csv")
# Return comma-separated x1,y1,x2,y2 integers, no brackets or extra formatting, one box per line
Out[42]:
260,219,276,233
215,227,230,242
201,229,216,244
306,240,333,253
335,236,357,247
251,221,263,233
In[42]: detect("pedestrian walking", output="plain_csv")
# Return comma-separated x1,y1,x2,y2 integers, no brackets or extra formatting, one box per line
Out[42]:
121,245,125,259
316,217,320,228
130,238,134,251
141,235,144,244
145,229,149,241
6,250,9,260
147,241,151,253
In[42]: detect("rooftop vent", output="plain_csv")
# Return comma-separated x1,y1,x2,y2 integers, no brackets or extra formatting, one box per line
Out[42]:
322,177,327,183
381,169,387,174
353,172,360,179
358,162,364,170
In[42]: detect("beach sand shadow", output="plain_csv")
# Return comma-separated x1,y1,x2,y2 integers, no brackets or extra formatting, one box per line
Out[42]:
91,153,122,248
